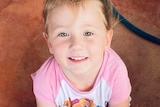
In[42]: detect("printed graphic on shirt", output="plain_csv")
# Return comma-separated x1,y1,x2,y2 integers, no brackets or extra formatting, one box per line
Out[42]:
55,78,111,107
63,98,96,107
62,97,109,107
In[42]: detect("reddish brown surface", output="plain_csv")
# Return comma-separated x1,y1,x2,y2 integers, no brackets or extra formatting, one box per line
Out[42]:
112,0,160,106
0,0,159,107
0,0,48,107
112,0,160,38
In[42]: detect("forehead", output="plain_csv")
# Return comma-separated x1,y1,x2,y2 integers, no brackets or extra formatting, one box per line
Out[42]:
47,0,102,12
47,0,105,29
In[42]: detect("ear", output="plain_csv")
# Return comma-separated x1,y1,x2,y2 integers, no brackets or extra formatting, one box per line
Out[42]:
43,32,54,54
105,29,113,51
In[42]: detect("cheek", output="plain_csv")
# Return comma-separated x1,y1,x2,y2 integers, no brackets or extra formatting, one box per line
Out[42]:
50,40,68,53
87,40,106,52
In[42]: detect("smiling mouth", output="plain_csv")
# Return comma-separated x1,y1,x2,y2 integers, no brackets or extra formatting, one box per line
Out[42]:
69,57,88,62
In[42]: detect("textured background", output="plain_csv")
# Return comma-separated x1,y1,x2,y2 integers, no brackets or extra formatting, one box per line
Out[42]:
0,0,159,107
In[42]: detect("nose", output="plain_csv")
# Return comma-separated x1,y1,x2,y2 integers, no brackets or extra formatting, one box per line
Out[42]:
69,36,84,50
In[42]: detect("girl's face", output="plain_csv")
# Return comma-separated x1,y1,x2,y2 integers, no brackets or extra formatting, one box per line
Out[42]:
44,1,113,77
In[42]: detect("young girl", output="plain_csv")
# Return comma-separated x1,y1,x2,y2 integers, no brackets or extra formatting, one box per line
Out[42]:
31,0,131,107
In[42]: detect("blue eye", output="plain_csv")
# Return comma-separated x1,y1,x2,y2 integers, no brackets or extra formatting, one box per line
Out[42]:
58,32,69,37
84,32,93,36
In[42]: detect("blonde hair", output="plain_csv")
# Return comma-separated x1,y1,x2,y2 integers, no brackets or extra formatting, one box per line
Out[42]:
43,0,117,33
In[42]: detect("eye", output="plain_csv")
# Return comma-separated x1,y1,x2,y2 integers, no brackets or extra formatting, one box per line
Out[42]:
58,32,69,37
83,32,93,36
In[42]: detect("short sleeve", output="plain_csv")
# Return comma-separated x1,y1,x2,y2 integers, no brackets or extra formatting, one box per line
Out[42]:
31,57,56,106
103,49,131,105
109,62,131,105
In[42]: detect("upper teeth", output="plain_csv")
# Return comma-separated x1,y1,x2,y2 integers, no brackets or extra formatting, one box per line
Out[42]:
70,57,86,60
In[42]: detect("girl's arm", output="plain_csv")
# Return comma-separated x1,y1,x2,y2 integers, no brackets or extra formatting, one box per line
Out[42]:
109,97,130,107
36,98,57,107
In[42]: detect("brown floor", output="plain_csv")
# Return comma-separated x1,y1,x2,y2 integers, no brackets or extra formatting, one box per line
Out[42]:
0,0,159,107
112,0,160,106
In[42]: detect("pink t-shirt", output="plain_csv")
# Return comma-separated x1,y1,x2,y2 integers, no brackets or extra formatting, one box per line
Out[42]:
31,49,131,107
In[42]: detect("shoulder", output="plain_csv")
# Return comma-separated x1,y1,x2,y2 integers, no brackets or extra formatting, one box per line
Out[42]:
102,48,127,76
106,48,126,66
102,48,131,105
31,56,62,105
102,48,129,82
31,56,56,89
32,56,60,80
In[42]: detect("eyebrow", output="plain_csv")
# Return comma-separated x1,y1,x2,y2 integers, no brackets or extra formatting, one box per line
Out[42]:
80,23,97,28
49,25,66,32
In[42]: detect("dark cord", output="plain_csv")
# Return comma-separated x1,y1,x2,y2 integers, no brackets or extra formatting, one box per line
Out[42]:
113,7,160,45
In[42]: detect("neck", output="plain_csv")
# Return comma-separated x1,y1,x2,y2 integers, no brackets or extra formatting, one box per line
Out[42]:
66,70,99,92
